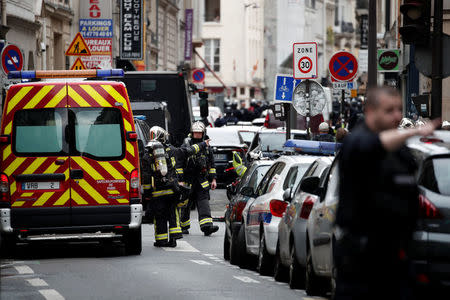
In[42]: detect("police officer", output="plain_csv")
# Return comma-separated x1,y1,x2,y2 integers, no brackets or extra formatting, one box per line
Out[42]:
313,122,335,142
142,126,209,247
335,87,438,299
180,121,219,236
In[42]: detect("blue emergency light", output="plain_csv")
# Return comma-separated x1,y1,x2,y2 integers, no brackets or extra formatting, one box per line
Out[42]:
133,115,147,121
8,69,124,80
284,139,341,156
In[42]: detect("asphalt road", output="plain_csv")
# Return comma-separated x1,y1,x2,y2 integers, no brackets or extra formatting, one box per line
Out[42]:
0,189,328,300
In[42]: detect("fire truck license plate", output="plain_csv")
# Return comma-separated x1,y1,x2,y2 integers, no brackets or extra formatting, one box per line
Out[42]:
214,154,227,160
22,182,60,190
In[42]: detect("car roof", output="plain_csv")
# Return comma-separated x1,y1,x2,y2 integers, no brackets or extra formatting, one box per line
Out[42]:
257,128,307,134
274,155,320,165
407,130,450,157
207,127,241,133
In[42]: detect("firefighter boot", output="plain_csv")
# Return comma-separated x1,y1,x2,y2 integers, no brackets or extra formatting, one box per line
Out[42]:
154,239,177,248
203,225,219,236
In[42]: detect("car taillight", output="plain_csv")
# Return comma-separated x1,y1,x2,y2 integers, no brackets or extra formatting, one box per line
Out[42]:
130,169,140,198
270,199,288,218
234,201,247,222
0,174,10,202
299,196,315,219
419,194,442,219
264,114,269,128
225,166,235,172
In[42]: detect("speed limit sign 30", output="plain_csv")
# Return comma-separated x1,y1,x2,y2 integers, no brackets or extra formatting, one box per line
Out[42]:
293,42,318,80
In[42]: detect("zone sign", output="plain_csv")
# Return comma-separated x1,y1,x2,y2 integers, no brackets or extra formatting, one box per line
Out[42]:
293,42,318,80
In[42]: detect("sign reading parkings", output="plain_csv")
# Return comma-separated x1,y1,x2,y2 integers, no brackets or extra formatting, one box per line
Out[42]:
293,42,318,80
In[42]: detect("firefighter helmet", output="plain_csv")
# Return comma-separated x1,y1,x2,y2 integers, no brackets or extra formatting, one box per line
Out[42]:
191,121,206,134
150,126,169,143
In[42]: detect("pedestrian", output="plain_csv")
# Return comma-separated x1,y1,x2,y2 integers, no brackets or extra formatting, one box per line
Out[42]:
313,122,335,142
334,86,438,300
180,121,220,236
142,126,210,247
335,127,348,143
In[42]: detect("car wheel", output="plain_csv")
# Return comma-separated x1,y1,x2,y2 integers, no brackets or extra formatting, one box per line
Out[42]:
330,264,337,299
124,226,142,256
230,226,241,265
305,250,321,296
256,231,274,276
0,234,16,258
274,242,288,282
289,243,305,289
237,225,252,269
223,230,230,261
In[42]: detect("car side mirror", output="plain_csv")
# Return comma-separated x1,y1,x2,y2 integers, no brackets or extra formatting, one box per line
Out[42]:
283,188,293,202
300,176,320,195
240,186,254,197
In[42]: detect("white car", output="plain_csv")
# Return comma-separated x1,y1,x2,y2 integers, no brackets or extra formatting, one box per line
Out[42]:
239,155,318,275
192,106,223,122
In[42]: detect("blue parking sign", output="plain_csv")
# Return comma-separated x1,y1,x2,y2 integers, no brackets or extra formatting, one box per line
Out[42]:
274,74,299,102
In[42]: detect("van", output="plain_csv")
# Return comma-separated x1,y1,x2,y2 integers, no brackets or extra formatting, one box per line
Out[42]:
0,70,142,255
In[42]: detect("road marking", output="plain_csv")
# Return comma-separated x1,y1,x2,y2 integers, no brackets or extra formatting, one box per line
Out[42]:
39,289,65,300
14,265,34,274
27,278,49,287
162,241,200,252
233,276,260,283
190,260,212,266
203,253,214,257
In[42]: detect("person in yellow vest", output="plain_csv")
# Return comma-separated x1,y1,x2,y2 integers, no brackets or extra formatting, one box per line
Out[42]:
232,151,247,178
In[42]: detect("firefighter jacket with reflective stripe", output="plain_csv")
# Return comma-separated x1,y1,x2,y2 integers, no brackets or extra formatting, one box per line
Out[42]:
182,136,216,186
142,142,207,197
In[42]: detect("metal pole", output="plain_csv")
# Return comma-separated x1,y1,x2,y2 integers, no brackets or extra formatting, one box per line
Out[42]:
431,0,443,119
306,80,311,139
368,0,377,88
285,103,291,141
341,89,345,124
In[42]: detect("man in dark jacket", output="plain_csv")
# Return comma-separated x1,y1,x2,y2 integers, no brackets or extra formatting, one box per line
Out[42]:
335,86,438,299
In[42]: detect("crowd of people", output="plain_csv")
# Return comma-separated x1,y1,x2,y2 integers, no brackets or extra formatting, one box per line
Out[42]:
214,99,270,127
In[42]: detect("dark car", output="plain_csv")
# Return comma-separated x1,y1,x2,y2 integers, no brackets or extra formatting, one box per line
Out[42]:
223,160,274,263
206,127,248,187
407,131,450,294
246,129,308,163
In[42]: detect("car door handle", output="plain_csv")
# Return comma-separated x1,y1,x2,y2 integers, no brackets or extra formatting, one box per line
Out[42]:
70,169,84,179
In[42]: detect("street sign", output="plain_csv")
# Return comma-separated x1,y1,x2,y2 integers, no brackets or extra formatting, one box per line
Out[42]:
273,74,299,102
292,80,326,116
192,69,205,83
70,57,87,70
329,51,358,82
332,81,355,90
1,44,23,75
377,49,400,72
293,42,318,80
65,32,91,56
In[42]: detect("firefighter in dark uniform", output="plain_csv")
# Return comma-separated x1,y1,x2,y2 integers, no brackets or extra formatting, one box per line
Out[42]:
142,126,209,247
180,121,219,236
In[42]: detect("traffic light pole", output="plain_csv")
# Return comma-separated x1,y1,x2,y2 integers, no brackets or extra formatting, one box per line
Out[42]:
431,0,443,119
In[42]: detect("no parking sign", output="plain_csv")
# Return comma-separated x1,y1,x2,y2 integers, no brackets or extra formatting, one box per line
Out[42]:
329,51,358,82
293,42,318,80
1,44,23,75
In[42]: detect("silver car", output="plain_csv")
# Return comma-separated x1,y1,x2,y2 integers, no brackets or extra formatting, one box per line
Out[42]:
276,157,333,288
240,155,318,275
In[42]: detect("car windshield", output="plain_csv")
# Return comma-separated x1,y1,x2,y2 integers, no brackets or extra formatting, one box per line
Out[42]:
207,129,243,146
259,133,287,152
420,157,450,196
239,131,256,144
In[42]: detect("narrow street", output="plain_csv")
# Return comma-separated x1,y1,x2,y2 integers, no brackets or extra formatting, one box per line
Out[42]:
0,190,327,300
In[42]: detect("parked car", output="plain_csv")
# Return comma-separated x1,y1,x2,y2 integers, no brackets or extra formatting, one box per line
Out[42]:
206,127,248,187
239,155,318,275
193,106,223,122
226,125,260,147
407,131,450,293
276,157,333,288
305,156,340,296
223,160,274,263
246,129,308,162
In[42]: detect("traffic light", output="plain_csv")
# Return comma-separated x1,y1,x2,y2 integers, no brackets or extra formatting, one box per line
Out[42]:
199,91,209,118
399,0,431,45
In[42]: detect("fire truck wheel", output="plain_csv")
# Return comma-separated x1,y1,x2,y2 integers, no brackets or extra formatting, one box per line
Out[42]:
124,226,142,255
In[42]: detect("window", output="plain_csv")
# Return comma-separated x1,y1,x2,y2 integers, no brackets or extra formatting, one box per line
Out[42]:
247,165,272,191
419,158,450,196
257,162,285,196
141,80,157,92
71,108,124,160
334,0,339,26
204,0,220,22
204,39,220,72
306,0,316,9
240,87,245,95
284,164,313,190
14,109,66,156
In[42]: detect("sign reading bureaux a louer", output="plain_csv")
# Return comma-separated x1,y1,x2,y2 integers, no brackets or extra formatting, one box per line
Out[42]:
79,0,113,69
120,0,143,60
